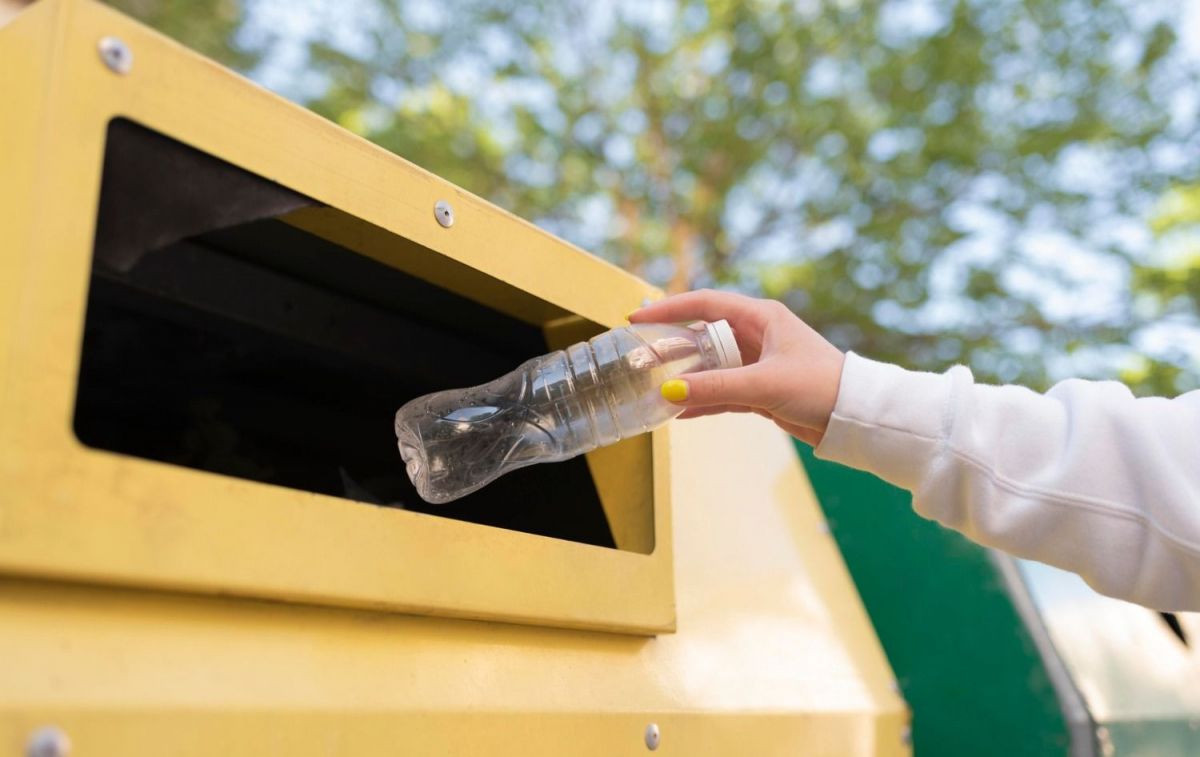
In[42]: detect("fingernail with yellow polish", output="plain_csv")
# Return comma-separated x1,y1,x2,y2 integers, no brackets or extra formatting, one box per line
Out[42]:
661,379,689,402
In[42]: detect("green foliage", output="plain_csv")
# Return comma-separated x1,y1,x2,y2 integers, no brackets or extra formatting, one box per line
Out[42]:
1126,184,1200,393
104,0,1200,395
106,0,255,70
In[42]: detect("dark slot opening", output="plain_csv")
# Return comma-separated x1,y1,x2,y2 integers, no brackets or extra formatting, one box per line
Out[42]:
74,118,616,549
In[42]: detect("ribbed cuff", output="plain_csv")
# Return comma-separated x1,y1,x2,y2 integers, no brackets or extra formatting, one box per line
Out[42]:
814,352,956,492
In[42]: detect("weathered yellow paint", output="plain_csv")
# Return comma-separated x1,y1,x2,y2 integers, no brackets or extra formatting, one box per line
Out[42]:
0,0,909,752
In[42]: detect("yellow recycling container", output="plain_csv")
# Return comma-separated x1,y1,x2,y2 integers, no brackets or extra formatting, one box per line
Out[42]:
0,1,908,753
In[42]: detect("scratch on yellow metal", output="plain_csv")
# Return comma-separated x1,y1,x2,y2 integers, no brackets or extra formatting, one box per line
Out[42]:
0,1,909,752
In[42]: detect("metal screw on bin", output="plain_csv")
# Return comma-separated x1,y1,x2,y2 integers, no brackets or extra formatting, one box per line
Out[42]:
97,36,132,75
26,726,71,757
434,200,455,228
644,722,660,751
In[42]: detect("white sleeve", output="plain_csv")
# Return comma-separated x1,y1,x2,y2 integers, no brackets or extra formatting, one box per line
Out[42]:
814,351,1200,611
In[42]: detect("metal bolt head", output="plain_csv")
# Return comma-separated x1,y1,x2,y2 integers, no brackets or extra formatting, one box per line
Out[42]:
434,200,455,228
26,726,71,757
644,722,660,751
98,36,132,75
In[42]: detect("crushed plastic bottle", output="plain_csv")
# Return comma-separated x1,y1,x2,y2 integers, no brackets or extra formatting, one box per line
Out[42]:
394,320,742,504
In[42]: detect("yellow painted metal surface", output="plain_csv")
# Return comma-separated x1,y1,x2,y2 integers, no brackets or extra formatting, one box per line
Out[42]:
0,0,671,635
0,414,907,755
0,0,908,752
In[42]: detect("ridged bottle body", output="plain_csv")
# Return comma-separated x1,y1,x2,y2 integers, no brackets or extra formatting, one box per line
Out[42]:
395,322,729,504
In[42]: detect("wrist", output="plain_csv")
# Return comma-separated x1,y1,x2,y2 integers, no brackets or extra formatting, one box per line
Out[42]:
815,351,846,433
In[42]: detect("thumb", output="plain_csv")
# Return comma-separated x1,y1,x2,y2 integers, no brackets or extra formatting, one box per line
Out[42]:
660,366,765,408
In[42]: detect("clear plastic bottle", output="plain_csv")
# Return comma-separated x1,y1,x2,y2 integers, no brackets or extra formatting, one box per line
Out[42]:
394,320,742,504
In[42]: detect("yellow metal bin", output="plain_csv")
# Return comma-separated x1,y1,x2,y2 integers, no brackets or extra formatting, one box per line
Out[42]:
0,1,907,753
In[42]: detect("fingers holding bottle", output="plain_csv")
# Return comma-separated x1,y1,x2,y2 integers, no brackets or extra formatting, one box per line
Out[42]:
635,289,847,442
629,289,770,364
660,365,770,410
661,365,828,446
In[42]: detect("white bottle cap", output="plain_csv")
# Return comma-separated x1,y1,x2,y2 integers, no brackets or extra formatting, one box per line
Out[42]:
705,319,743,369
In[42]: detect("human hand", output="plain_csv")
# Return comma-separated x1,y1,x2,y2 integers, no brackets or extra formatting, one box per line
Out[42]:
629,290,846,446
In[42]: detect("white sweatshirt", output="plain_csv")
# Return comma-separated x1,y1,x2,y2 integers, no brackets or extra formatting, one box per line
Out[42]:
814,352,1200,611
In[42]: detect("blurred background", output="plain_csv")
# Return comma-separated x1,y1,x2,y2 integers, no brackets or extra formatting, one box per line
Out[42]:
2,3,1197,753
96,0,1200,395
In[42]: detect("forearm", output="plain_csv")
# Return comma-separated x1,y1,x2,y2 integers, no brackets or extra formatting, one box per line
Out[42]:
815,352,1200,610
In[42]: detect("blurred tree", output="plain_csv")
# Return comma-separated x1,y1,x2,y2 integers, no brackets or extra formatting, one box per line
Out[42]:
106,0,256,69
1127,184,1200,393
105,0,1200,394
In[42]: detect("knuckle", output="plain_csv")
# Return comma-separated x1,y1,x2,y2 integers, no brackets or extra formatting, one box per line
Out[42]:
702,372,727,400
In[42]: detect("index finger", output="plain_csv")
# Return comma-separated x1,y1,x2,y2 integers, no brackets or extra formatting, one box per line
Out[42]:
628,289,768,333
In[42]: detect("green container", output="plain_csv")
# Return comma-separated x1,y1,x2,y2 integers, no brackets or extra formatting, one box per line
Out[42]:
797,443,1070,755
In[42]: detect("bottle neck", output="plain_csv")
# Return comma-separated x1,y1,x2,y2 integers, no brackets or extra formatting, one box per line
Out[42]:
694,328,727,371
697,320,741,369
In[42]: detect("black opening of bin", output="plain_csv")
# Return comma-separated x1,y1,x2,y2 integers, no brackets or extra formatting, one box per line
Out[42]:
74,118,617,550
